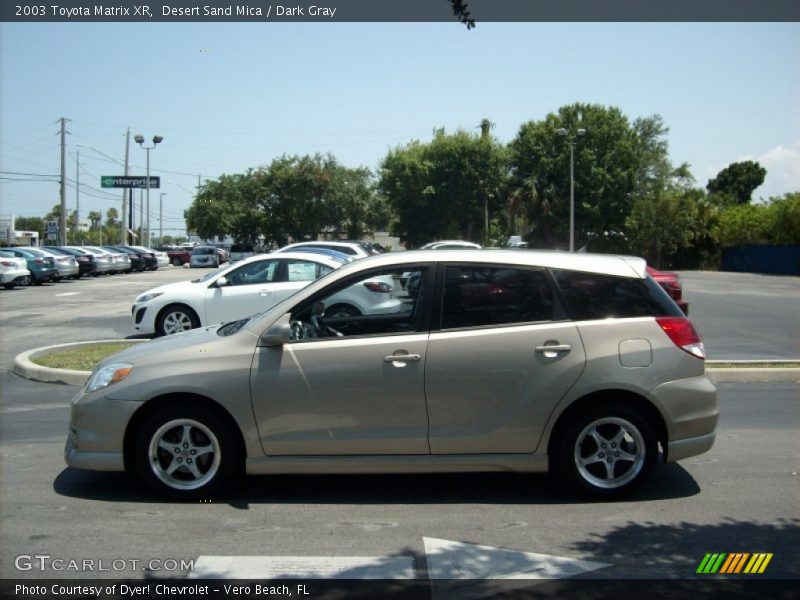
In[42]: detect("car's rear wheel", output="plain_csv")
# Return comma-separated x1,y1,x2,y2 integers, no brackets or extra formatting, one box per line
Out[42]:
556,403,657,499
172,258,182,266
4,283,14,290
19,275,30,286
133,405,240,499
157,305,200,336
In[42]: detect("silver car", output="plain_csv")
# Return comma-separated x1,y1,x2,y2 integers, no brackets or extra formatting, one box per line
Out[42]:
66,250,718,500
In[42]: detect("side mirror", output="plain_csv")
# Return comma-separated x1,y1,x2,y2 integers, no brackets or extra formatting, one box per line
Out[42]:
259,313,291,347
215,276,228,287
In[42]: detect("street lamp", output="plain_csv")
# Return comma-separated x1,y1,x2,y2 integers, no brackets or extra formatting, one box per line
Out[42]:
159,192,166,244
135,134,163,247
556,126,586,252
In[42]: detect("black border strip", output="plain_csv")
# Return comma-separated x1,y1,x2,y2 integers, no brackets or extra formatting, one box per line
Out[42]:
2,0,799,23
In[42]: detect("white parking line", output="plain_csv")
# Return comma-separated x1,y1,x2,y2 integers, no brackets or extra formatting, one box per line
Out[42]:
189,556,415,579
55,292,81,297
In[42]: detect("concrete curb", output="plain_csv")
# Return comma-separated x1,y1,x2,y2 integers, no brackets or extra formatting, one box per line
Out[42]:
13,339,147,386
706,368,800,383
13,342,800,386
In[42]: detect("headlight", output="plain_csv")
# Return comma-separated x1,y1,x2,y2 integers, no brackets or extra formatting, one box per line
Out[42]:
86,362,133,393
136,292,163,303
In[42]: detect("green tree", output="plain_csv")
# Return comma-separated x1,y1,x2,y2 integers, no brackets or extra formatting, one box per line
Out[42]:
13,216,45,238
508,103,663,250
766,192,800,245
717,203,770,246
379,127,508,248
105,207,119,228
87,211,102,231
706,160,766,205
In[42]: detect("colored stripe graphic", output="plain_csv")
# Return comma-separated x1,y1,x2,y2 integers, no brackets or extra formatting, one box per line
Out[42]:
697,553,727,574
698,552,773,575
744,553,773,574
720,553,749,574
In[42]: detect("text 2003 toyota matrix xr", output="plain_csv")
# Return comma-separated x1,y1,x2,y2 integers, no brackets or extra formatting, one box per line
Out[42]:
65,250,718,500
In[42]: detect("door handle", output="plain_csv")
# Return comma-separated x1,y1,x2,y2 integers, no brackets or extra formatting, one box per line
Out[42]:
383,353,421,363
535,344,572,358
535,344,572,353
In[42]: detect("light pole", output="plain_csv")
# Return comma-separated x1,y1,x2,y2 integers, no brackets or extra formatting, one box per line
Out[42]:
159,192,166,244
134,134,163,247
556,126,586,252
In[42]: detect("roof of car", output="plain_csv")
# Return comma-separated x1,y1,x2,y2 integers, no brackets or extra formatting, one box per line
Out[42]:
233,251,346,267
332,249,647,279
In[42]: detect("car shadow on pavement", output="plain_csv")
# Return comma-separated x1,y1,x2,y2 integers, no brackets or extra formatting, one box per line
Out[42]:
53,463,700,506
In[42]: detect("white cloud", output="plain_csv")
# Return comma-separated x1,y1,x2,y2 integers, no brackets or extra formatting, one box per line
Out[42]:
738,142,800,201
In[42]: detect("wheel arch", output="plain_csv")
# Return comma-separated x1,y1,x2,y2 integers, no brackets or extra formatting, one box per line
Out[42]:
123,392,247,474
546,389,669,467
155,302,202,330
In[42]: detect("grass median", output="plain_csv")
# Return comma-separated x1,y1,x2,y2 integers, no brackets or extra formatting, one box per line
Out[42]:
31,343,136,372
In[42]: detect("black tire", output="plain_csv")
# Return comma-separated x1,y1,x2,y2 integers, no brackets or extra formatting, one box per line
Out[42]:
325,303,361,317
4,284,14,290
132,403,241,500
555,403,657,499
19,275,30,286
156,304,200,336
172,258,182,267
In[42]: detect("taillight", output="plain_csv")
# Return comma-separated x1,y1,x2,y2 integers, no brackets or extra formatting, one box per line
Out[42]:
1,261,14,267
363,281,392,293
76,256,88,262
656,316,705,359
34,258,43,264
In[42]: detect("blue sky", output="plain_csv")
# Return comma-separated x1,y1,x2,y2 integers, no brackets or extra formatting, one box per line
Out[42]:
1,22,798,235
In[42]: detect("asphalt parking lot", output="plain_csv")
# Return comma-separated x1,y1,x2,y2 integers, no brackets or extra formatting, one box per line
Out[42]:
0,267,798,582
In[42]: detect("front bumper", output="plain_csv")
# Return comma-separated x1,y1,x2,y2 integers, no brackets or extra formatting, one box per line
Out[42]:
131,302,158,334
65,391,142,472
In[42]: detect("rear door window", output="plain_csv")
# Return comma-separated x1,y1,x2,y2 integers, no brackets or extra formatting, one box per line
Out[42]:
552,270,683,320
440,265,558,329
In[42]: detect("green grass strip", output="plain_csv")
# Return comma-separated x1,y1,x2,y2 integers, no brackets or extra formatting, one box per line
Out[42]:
31,343,135,372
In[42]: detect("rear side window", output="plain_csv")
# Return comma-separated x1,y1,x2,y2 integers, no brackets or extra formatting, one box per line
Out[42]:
441,265,558,329
553,270,683,320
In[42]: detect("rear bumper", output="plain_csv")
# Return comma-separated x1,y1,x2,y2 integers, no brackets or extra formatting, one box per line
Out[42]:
667,431,715,462
650,374,718,461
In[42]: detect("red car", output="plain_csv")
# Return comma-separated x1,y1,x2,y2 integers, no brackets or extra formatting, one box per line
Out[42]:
647,266,688,314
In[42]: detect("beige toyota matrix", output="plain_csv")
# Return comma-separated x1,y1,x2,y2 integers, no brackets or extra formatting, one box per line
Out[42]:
66,250,718,499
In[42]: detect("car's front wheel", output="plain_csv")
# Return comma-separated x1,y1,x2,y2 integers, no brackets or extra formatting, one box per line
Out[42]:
556,403,657,499
133,405,240,499
156,305,199,336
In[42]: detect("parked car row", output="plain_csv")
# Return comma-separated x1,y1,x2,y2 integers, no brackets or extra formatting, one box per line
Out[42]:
0,244,171,289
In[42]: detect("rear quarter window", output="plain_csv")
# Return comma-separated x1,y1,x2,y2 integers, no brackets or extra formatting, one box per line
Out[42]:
552,270,683,320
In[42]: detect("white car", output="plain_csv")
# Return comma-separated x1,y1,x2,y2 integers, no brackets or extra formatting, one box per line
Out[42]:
132,252,403,336
0,250,31,289
275,241,374,259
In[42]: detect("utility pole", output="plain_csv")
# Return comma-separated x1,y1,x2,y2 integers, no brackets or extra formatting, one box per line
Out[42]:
121,129,130,244
159,193,166,244
58,117,70,245
75,149,80,235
